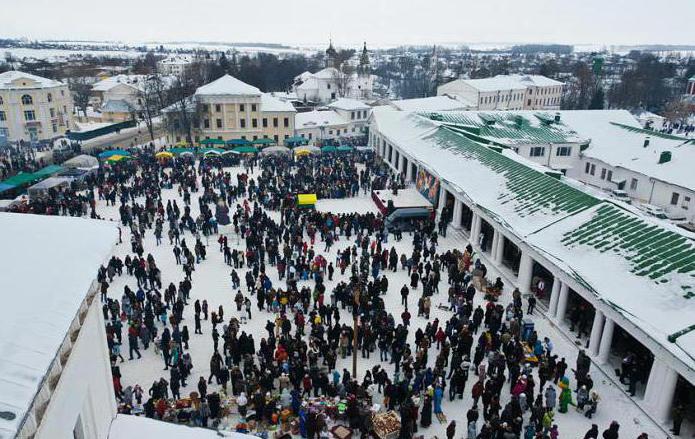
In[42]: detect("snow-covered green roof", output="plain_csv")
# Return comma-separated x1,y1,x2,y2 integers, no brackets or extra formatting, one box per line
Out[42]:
420,111,587,146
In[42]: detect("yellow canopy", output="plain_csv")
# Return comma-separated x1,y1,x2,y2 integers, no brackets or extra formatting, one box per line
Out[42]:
155,151,174,158
294,148,311,156
297,193,317,206
106,154,126,162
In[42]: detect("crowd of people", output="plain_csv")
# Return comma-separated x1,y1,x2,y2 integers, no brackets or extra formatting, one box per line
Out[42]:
14,144,662,439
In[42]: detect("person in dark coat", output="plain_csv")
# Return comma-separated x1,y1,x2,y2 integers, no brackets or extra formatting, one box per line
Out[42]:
602,421,620,439
420,394,433,427
446,420,456,439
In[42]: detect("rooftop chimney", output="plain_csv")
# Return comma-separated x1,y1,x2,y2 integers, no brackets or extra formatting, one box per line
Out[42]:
658,151,672,164
643,136,650,148
554,112,561,123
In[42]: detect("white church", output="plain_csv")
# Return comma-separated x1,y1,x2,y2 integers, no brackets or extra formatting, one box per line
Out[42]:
292,42,375,104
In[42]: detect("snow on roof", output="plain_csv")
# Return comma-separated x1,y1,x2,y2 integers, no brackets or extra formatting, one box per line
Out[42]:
158,55,193,65
371,111,598,237
390,95,474,112
0,70,64,90
558,110,695,190
313,67,341,79
424,110,586,145
92,75,146,92
260,93,296,113
101,99,135,113
328,98,370,111
445,74,563,92
0,213,117,437
109,414,255,439
295,110,349,128
526,202,695,372
195,74,261,96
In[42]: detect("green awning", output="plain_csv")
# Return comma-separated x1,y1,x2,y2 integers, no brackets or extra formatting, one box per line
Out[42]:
1,172,40,187
33,164,64,178
321,146,337,153
285,136,309,146
336,146,354,152
233,146,258,154
227,138,251,146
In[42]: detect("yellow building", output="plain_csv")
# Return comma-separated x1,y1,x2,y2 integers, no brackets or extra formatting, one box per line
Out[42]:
167,74,295,145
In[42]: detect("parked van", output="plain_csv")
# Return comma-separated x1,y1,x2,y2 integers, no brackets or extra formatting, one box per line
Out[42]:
385,207,433,232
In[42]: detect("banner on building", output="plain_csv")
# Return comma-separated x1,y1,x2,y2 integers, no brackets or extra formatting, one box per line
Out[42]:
415,168,440,205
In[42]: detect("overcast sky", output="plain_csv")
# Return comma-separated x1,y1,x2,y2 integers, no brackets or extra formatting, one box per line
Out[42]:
2,0,694,48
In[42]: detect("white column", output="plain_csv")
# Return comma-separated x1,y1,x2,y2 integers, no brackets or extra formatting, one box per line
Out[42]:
490,229,500,260
494,232,505,265
405,159,413,182
555,283,570,322
588,310,604,356
548,279,561,317
652,362,678,421
471,213,481,244
452,200,463,229
597,318,615,364
517,252,533,294
643,359,665,408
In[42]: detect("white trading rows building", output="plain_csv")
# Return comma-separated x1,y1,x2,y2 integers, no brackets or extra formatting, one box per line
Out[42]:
370,109,695,430
437,74,564,111
0,71,75,143
409,110,695,223
0,213,118,439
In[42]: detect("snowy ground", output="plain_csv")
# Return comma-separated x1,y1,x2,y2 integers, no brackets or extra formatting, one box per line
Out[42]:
98,164,667,439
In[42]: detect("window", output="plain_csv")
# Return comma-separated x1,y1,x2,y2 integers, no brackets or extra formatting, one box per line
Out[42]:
240,119,246,128
203,119,210,129
216,118,222,128
215,104,221,112
50,108,55,118
589,164,596,175
0,96,3,105
300,134,305,138
284,134,289,139
262,118,268,128
241,135,246,140
329,130,333,135
327,83,331,89
585,162,591,174
273,117,278,128
630,178,638,190
351,112,355,120
683,196,691,210
239,104,245,112
671,192,680,206
600,168,606,180
308,133,313,139
24,110,36,121
52,122,57,133
46,92,52,102
556,146,571,156
253,135,258,140
21,94,33,105
607,170,613,182
252,119,257,128
0,111,5,121
283,117,289,128
527,99,531,106
274,135,279,142
251,104,257,112
363,110,368,118
529,146,545,157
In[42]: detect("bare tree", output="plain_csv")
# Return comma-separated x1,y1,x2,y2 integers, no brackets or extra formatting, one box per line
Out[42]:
663,99,691,124
139,75,166,141
68,77,92,118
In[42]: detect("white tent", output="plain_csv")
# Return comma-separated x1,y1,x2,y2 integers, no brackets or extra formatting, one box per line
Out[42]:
63,154,99,170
